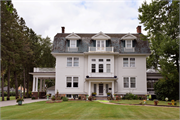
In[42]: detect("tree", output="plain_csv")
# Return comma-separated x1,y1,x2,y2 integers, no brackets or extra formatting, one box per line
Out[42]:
138,0,179,100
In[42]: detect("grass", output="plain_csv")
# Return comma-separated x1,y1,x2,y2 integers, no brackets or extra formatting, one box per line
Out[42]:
1,101,179,119
0,96,16,101
110,100,180,106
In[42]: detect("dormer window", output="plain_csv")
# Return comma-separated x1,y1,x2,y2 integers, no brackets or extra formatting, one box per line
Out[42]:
121,33,137,52
70,40,76,48
66,32,81,52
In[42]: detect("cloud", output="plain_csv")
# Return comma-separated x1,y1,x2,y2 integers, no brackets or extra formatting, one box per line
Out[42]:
12,0,152,41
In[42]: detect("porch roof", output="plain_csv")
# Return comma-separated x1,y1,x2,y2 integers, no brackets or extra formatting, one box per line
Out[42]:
29,72,55,78
85,77,118,81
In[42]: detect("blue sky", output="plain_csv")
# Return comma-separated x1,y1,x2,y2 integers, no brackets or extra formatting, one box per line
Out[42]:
12,0,152,41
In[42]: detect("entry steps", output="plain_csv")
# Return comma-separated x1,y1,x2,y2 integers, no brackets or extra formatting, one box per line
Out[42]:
95,96,107,100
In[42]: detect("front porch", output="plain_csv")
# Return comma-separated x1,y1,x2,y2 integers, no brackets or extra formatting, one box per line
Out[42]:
86,77,118,97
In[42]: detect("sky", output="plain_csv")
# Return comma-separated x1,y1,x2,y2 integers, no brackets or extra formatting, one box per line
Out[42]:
12,0,152,42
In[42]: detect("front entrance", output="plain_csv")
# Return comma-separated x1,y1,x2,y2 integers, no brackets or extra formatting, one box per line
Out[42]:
99,84,103,95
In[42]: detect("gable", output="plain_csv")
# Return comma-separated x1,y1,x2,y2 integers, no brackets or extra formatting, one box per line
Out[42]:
65,32,81,40
121,33,137,40
91,31,111,40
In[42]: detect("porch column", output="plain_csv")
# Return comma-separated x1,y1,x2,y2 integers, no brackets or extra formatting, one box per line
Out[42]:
43,79,45,92
40,79,42,92
89,81,91,96
32,77,35,92
112,81,114,97
36,77,38,92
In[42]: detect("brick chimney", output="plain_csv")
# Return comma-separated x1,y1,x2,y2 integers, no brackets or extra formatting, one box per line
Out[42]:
136,26,141,34
61,27,65,33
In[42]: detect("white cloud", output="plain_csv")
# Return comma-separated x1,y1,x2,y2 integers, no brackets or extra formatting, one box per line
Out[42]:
12,0,152,42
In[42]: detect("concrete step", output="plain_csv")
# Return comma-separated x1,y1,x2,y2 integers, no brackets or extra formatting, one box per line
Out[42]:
96,96,107,100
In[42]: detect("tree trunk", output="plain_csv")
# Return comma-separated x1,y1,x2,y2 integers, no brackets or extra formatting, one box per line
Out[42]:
14,71,18,99
1,67,5,101
27,68,29,98
7,66,10,100
23,68,26,98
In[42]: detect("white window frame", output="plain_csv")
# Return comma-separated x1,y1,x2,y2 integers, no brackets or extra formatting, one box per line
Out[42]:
123,58,128,67
66,76,79,88
106,64,110,73
67,57,79,67
123,77,136,88
123,58,135,67
70,40,77,48
91,64,96,73
96,40,106,51
126,40,132,48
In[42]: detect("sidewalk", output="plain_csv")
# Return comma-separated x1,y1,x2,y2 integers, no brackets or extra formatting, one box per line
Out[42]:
0,98,47,107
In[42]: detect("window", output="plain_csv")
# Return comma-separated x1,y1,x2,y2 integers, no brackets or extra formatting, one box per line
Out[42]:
124,77,129,88
106,64,110,73
74,58,79,66
130,58,135,67
99,64,103,73
96,40,105,51
92,64,96,73
99,59,103,62
130,77,136,88
92,59,96,61
67,57,79,67
66,94,71,98
126,40,132,48
67,58,72,66
66,77,79,88
106,59,110,62
70,40,76,48
123,58,128,67
66,77,72,87
73,77,78,87
123,77,136,88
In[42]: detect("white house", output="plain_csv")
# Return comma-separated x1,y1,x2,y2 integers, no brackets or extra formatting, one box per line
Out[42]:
30,26,151,99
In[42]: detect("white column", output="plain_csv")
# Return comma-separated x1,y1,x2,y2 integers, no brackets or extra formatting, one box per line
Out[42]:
112,81,114,97
36,77,38,92
43,79,45,92
40,79,42,92
33,77,35,92
89,81,91,96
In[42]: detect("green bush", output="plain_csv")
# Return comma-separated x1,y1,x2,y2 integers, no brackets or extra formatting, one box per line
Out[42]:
124,93,138,100
78,96,81,100
139,96,142,100
60,96,64,99
62,97,68,101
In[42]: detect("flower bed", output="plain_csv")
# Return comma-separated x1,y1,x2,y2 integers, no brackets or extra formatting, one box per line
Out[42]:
46,100,62,103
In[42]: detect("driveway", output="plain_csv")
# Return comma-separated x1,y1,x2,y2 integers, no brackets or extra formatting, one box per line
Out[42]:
0,98,47,107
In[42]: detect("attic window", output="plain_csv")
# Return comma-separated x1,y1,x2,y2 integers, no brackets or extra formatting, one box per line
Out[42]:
70,40,76,48
126,40,132,48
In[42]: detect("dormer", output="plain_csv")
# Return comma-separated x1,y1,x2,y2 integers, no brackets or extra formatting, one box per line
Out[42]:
66,32,81,52
89,32,113,52
121,33,137,52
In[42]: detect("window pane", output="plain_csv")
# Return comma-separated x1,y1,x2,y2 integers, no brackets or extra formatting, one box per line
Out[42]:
67,58,72,66
73,77,78,82
74,58,79,66
124,77,129,88
99,64,103,73
99,59,103,62
97,41,100,49
106,64,110,73
127,41,131,48
130,58,135,67
101,40,104,50
106,59,110,62
73,77,78,87
73,83,78,87
130,77,136,88
66,94,71,98
123,58,128,67
67,77,72,87
71,40,76,47
92,64,96,73
92,59,96,61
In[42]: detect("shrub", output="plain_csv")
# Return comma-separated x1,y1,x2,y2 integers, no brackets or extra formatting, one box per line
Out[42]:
16,97,24,102
62,97,68,101
88,96,92,101
56,96,61,100
32,97,36,100
133,95,138,100
51,96,55,101
60,96,64,99
78,96,81,100
10,92,16,96
139,96,142,100
107,96,111,100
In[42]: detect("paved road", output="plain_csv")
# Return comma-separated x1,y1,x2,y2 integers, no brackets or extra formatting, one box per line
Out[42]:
0,98,47,107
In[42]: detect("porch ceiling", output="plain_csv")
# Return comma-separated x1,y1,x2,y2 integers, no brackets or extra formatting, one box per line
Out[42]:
29,72,55,78
85,77,118,81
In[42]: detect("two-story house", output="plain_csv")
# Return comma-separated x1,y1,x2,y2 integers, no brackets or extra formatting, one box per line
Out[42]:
30,26,151,99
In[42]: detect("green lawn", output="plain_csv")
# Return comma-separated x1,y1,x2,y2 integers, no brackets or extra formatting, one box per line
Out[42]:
110,100,180,106
0,96,16,101
1,101,179,119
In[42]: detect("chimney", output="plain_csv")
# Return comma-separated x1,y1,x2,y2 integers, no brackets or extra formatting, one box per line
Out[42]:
61,27,65,33
136,26,141,34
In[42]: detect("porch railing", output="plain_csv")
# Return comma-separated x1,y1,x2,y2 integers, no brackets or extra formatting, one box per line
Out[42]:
89,47,114,52
33,68,55,72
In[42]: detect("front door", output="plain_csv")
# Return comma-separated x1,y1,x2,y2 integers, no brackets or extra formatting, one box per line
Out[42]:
99,84,103,95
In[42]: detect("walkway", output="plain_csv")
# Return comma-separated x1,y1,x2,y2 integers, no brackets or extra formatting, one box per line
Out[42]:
0,98,47,107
